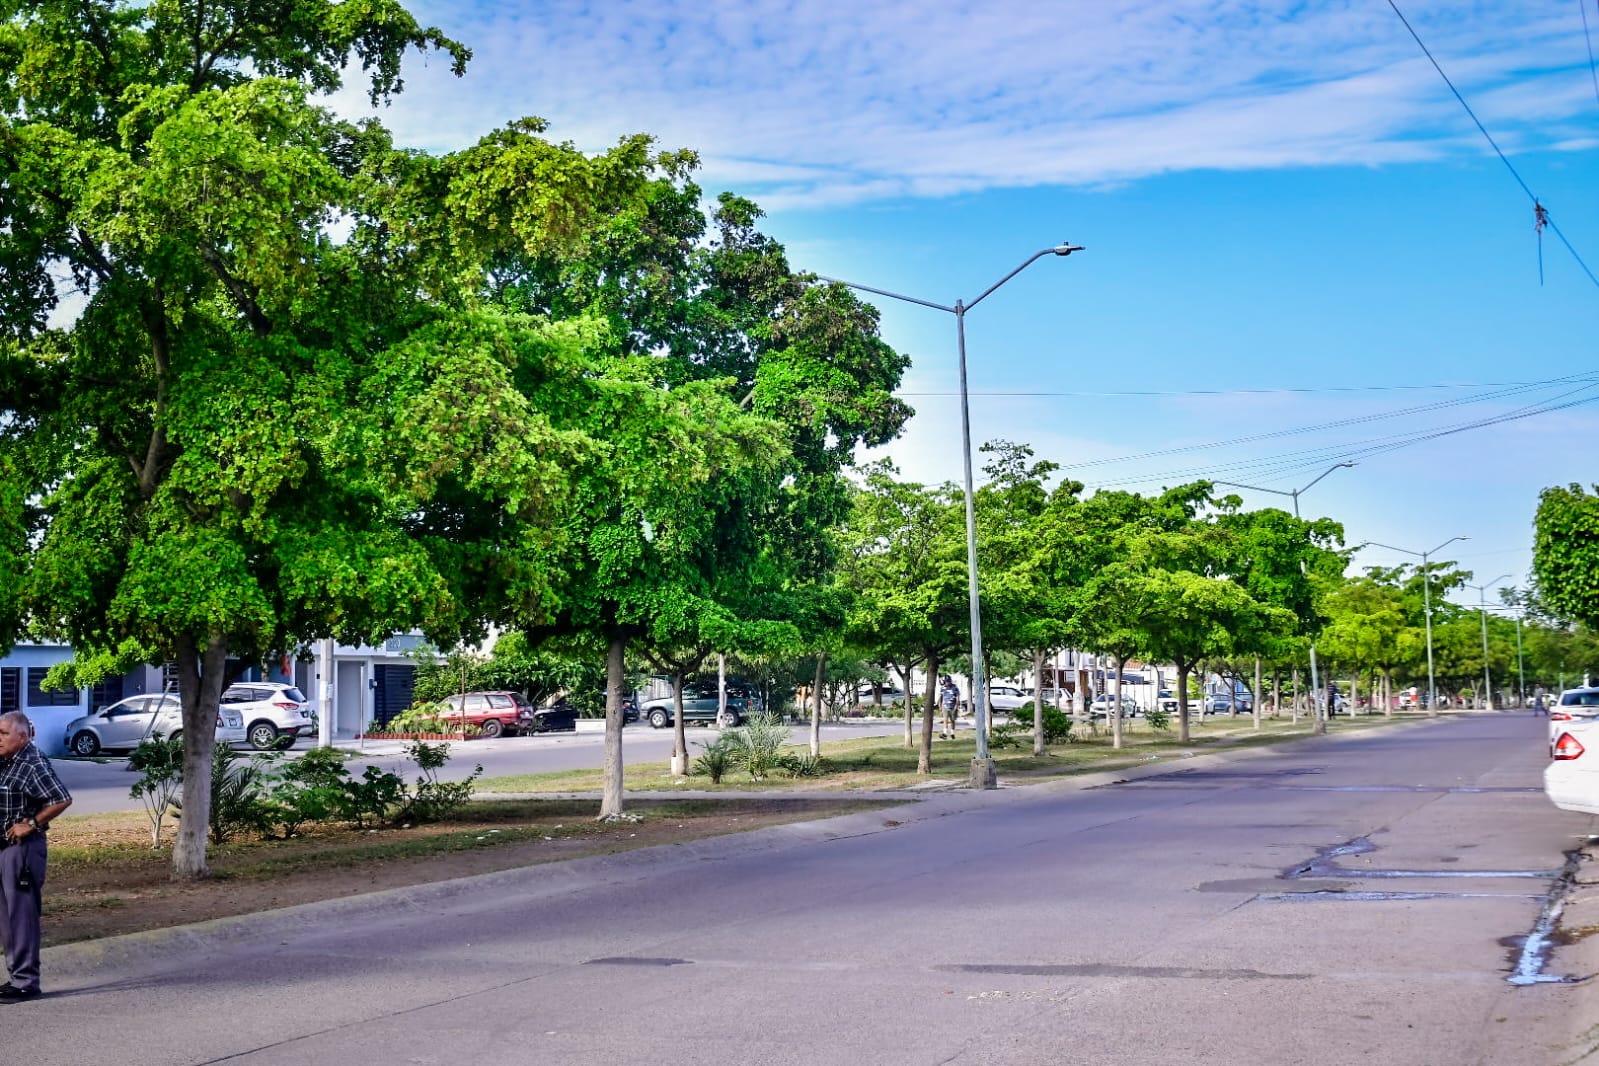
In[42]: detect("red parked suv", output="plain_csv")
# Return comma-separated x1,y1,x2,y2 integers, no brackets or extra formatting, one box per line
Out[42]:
435,691,578,737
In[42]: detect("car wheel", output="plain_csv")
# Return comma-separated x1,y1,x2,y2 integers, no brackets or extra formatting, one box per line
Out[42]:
649,709,669,729
169,730,182,746
71,731,101,757
480,718,503,738
717,710,740,728
248,721,281,751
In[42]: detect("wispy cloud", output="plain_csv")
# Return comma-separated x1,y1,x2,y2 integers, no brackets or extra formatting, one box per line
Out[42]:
355,1,1599,206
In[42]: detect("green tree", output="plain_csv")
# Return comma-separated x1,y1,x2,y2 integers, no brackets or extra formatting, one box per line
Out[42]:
1535,485,1599,631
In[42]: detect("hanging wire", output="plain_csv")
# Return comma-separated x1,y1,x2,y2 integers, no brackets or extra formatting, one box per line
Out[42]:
1386,0,1599,292
1582,0,1599,111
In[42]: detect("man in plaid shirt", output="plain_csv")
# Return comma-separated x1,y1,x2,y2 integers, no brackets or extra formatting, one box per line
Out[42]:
0,712,72,1000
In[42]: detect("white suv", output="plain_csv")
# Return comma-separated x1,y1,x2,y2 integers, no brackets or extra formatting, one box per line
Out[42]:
221,682,317,750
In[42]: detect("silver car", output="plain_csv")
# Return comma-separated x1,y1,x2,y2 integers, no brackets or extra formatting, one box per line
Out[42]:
63,694,246,757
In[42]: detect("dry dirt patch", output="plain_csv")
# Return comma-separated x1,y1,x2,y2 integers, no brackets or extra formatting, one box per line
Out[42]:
43,796,896,946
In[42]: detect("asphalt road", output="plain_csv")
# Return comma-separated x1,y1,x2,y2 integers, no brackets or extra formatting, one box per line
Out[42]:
51,718,914,815
22,712,1599,1066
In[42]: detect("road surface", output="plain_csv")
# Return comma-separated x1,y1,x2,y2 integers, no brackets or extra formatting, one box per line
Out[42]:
23,712,1599,1065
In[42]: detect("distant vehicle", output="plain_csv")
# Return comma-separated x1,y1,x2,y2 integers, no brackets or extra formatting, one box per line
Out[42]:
855,684,908,707
1088,694,1139,719
64,694,246,756
640,682,757,728
1155,691,1180,715
221,681,317,750
435,691,576,737
987,685,1034,713
1545,687,1599,812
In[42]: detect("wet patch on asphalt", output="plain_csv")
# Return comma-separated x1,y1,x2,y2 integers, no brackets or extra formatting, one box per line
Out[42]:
585,956,692,967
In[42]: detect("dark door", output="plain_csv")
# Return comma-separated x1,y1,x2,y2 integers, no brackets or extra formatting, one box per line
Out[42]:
372,665,415,728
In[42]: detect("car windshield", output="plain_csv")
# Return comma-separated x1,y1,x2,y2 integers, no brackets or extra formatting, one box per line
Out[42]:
1560,691,1599,707
281,687,307,702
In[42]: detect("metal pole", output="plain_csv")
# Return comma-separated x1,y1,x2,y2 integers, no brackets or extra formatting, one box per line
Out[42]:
1516,614,1525,708
1423,551,1438,715
1293,493,1326,734
955,301,992,776
1479,602,1491,710
814,243,1082,790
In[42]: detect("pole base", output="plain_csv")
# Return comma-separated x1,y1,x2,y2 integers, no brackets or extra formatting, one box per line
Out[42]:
970,757,998,790
670,753,688,776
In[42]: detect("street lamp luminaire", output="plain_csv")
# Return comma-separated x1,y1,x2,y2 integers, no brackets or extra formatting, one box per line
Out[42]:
1468,573,1512,710
1362,536,1469,715
817,242,1084,789
1209,462,1355,736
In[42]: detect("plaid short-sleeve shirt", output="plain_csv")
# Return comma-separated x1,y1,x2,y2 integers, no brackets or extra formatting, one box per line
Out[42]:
0,742,72,829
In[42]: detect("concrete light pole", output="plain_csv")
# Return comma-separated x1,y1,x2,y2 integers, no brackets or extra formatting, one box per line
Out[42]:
1210,461,1355,736
1468,574,1511,710
1362,537,1469,715
818,242,1084,789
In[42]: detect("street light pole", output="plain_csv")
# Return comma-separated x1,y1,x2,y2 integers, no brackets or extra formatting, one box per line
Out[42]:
818,242,1083,789
1363,537,1469,715
1468,574,1511,710
1210,462,1355,736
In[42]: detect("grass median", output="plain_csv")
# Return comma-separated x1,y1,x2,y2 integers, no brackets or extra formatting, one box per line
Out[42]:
480,710,1419,794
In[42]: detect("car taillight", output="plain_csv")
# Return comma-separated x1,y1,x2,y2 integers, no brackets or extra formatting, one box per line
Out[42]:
272,701,297,710
1551,711,1573,722
1554,733,1585,761
215,715,224,727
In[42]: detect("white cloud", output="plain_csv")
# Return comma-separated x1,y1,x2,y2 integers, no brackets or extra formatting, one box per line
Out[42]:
352,0,1599,205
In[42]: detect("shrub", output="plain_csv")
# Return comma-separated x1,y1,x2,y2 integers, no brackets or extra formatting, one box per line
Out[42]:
128,734,184,848
723,713,790,780
1038,705,1074,744
378,703,474,735
692,737,735,783
395,740,481,823
260,747,353,838
780,752,829,777
989,722,1025,750
172,744,275,844
1145,707,1172,731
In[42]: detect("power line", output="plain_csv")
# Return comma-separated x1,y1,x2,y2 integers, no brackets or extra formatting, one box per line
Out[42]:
1582,0,1599,112
1385,0,1599,291
1051,372,1599,473
1080,382,1599,492
899,375,1599,399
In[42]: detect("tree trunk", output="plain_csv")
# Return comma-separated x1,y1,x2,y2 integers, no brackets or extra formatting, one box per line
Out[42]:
172,631,228,880
919,654,939,775
599,634,627,819
1253,656,1263,731
1033,647,1047,756
1176,662,1192,743
1272,666,1282,717
671,668,688,775
717,653,727,719
898,664,915,748
810,654,826,757
1291,667,1301,725
1111,654,1125,750
1384,667,1394,717
1350,669,1360,717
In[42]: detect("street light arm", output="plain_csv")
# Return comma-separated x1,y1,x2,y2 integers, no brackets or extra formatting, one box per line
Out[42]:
1361,541,1418,557
1209,478,1290,498
812,275,956,315
1426,535,1469,557
1299,461,1358,495
965,244,1082,313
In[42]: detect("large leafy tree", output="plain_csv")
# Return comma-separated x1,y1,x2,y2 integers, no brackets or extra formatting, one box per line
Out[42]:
0,2,704,874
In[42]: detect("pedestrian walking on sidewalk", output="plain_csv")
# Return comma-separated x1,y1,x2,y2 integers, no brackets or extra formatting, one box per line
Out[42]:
939,676,960,739
0,711,72,1001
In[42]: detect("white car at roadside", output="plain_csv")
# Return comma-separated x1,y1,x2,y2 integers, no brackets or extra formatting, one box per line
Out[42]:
1544,687,1599,813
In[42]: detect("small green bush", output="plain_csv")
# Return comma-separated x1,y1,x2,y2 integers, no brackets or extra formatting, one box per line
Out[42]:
780,752,830,777
692,737,735,783
989,722,1025,750
724,714,790,780
395,740,480,823
128,734,184,848
172,744,275,844
1145,707,1172,731
1039,705,1074,743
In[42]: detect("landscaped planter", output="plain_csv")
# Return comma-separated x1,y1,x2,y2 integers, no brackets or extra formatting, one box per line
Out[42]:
356,731,488,741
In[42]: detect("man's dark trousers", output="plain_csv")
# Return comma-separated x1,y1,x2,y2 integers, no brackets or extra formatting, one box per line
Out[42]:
0,834,47,992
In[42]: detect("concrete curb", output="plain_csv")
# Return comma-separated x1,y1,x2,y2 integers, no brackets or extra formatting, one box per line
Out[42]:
41,713,1450,978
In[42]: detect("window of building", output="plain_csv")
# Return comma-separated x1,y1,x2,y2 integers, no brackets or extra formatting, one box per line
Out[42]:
26,667,80,707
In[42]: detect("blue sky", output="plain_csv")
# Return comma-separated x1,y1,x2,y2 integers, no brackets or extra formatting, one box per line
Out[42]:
346,0,1599,609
